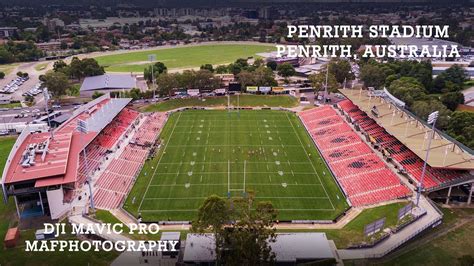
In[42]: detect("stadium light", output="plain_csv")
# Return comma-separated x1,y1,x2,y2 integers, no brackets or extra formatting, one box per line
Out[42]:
77,119,95,211
416,111,439,207
43,89,54,139
322,65,329,104
148,54,157,99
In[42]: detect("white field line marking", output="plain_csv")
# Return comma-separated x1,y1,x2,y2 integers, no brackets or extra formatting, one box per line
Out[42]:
173,126,294,128
139,208,335,212
286,113,335,210
143,196,330,200
148,183,324,187
174,130,294,133
227,159,230,193
138,112,182,211
243,160,246,192
156,161,313,165
152,172,318,175
167,144,303,147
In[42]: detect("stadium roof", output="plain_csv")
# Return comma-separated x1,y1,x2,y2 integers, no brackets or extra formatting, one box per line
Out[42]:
183,233,334,263
339,89,474,170
269,233,334,262
1,94,132,187
80,74,137,92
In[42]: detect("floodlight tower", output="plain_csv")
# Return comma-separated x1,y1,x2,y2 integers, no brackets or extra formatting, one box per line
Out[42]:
148,54,157,99
77,119,95,211
322,65,329,104
416,111,439,207
43,88,54,139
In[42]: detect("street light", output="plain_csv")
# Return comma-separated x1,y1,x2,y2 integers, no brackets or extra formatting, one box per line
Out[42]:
416,111,439,207
77,119,95,211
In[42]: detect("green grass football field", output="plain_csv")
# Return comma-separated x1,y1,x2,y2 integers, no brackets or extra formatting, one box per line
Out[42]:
95,44,275,72
125,110,349,221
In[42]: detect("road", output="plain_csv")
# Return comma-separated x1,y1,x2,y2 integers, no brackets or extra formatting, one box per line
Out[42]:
0,105,77,132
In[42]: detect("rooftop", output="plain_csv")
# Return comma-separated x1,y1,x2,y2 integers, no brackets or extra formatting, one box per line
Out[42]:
270,233,334,262
182,233,335,263
1,95,132,187
80,74,137,92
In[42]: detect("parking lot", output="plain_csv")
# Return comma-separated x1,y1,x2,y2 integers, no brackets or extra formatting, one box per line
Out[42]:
0,76,29,94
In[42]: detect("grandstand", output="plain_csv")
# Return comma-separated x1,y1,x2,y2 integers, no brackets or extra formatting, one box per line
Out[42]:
93,113,166,209
337,88,474,204
299,106,411,207
0,94,165,220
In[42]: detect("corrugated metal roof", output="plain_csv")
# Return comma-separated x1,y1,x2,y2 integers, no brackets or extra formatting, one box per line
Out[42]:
80,74,137,91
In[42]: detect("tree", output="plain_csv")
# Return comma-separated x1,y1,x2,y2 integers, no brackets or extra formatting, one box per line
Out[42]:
446,111,474,137
192,193,277,265
309,70,340,94
276,63,296,78
0,48,14,64
360,64,387,89
80,58,105,77
42,71,69,99
0,72,5,79
388,77,427,106
236,70,255,89
253,58,264,67
253,66,277,86
156,72,179,96
215,65,228,74
200,64,214,73
53,60,67,72
24,95,34,106
432,65,469,93
191,70,221,91
328,59,354,84
446,111,474,149
68,57,83,80
411,100,451,129
266,61,277,71
441,91,465,111
92,91,105,99
144,62,167,83
16,71,23,77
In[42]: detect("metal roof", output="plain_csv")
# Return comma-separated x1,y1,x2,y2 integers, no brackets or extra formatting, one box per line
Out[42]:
80,74,137,92
182,233,335,263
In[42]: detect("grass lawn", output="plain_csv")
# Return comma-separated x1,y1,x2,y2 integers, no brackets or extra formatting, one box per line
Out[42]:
0,137,17,243
0,102,22,109
0,63,19,76
278,202,408,249
124,110,348,221
376,208,474,266
143,95,299,112
95,44,274,72
34,62,48,71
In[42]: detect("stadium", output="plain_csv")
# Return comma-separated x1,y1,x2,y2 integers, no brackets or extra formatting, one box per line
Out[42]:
1,88,473,260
